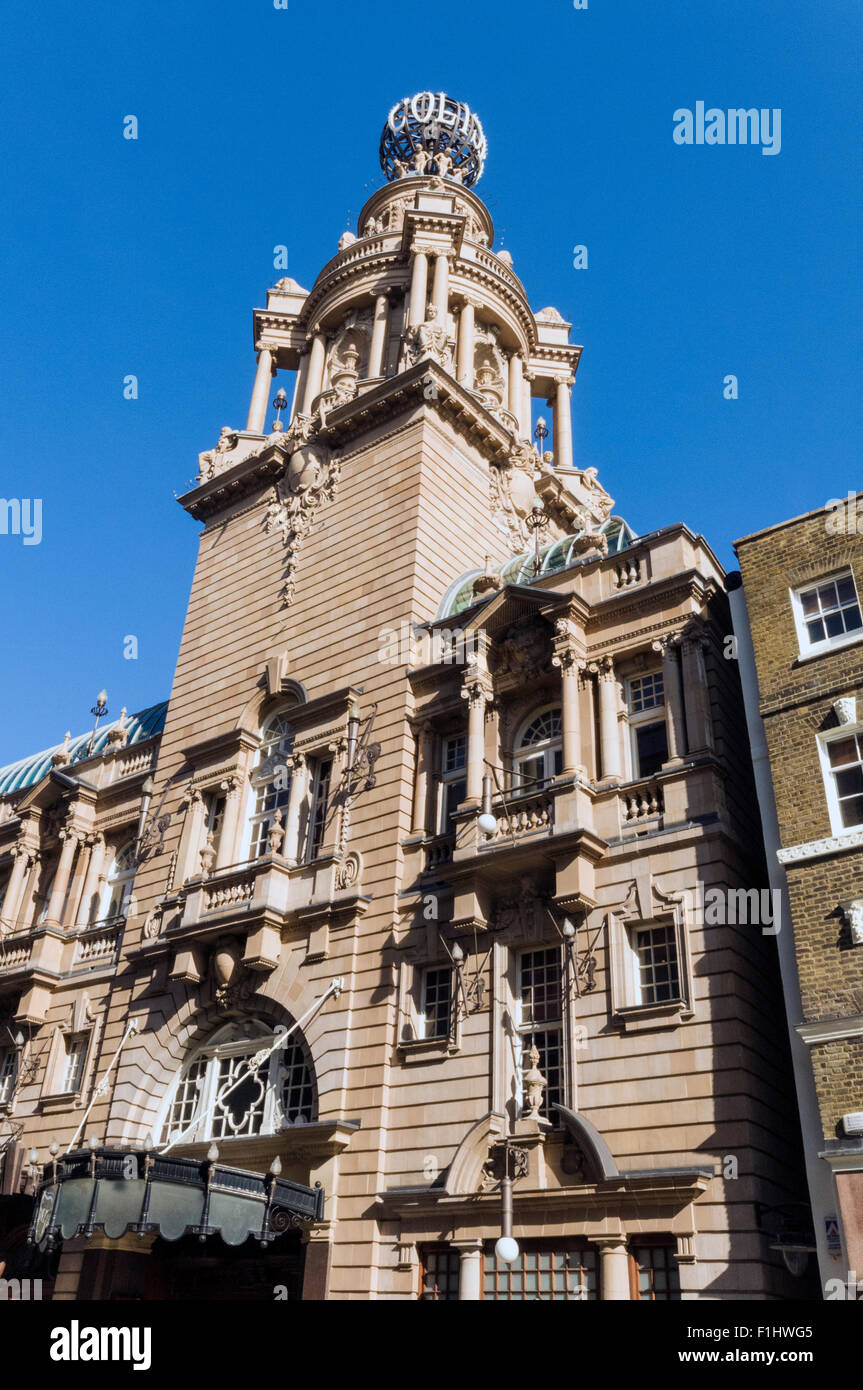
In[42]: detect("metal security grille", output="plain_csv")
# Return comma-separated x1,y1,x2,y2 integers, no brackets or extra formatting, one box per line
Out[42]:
483,1243,597,1300
419,1248,460,1300
632,1245,681,1300
634,924,680,1004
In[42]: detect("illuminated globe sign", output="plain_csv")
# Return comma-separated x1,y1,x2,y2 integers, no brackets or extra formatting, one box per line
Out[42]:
380,93,487,188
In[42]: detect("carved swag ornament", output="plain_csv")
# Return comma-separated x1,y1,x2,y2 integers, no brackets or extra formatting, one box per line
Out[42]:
264,416,341,608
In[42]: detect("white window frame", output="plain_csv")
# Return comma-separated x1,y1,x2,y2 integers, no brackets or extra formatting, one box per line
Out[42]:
515,946,565,1119
513,708,563,790
437,734,467,834
245,712,295,861
0,1046,18,1106
818,722,863,835
629,921,682,1006
625,672,668,781
158,1022,315,1145
97,841,137,923
419,965,453,1040
61,1033,89,1095
791,569,863,660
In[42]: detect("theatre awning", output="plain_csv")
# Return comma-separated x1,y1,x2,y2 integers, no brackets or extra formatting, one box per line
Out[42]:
27,1147,324,1250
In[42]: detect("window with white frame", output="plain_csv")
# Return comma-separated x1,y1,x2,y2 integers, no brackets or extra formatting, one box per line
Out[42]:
821,729,863,832
517,948,564,1119
437,734,467,834
0,1047,17,1105
514,709,563,789
306,757,332,861
626,672,668,779
248,713,295,859
159,1020,316,1145
420,966,453,1040
203,790,227,859
631,923,681,1004
98,841,136,923
61,1033,89,1094
793,570,863,657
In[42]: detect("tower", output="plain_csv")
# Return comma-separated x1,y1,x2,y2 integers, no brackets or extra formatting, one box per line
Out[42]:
0,94,813,1300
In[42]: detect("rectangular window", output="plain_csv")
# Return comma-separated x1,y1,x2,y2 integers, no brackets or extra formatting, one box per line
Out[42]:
420,967,452,1040
437,736,467,833
0,1047,17,1105
61,1034,88,1094
166,1057,207,1140
419,1248,460,1301
633,924,681,1004
629,672,665,713
794,570,863,656
307,758,332,860
825,732,863,830
632,1244,681,1300
204,792,226,855
483,1242,596,1300
518,948,563,1119
633,721,668,778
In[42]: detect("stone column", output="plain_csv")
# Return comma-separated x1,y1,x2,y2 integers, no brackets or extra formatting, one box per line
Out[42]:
408,246,430,327
17,852,41,929
215,776,243,871
522,369,535,440
302,329,327,414
552,625,585,777
431,252,450,322
595,1237,631,1300
681,634,714,754
554,377,574,471
246,343,277,433
367,293,390,378
508,352,523,419
454,1240,484,1301
44,829,81,927
460,661,493,804
652,635,686,765
457,297,477,388
411,725,435,835
1,842,35,929
594,657,622,783
179,790,206,882
284,753,309,866
290,351,309,420
76,833,106,925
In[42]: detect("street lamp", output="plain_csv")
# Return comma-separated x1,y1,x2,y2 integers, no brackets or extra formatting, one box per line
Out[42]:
86,689,109,756
272,387,288,431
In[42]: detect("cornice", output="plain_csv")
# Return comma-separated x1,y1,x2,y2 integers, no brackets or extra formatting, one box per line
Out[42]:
778,827,863,864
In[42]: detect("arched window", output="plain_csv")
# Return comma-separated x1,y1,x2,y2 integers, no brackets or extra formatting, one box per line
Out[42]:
247,712,295,859
514,707,563,788
158,1019,316,1146
98,842,137,922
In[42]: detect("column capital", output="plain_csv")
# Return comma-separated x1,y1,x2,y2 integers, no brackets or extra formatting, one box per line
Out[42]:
219,774,243,797
588,654,616,682
651,631,683,656
460,665,494,709
459,293,483,310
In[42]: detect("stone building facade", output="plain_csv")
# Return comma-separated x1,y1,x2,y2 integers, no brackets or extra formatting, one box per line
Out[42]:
732,498,863,1282
0,96,813,1300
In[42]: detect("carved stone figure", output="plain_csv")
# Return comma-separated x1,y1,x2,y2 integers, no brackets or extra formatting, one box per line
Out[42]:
267,810,285,856
523,1043,547,1118
338,230,356,251
198,427,239,482
264,439,342,607
405,304,451,369
845,899,863,946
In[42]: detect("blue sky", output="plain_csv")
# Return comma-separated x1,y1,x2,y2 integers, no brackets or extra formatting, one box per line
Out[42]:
1,0,860,764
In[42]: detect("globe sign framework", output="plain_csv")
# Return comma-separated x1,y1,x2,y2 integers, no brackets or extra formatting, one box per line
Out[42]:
380,92,488,188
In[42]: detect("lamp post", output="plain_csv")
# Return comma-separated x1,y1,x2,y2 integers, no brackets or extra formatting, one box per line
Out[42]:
86,690,109,756
525,502,550,577
272,387,288,431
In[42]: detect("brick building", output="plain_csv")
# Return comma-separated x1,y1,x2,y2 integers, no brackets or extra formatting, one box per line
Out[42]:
731,494,863,1284
0,94,814,1300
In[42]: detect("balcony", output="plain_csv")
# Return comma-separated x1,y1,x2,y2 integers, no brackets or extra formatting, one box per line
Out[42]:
131,848,367,976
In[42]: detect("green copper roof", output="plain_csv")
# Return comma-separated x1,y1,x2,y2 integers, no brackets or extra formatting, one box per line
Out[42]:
438,516,637,619
0,702,168,797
